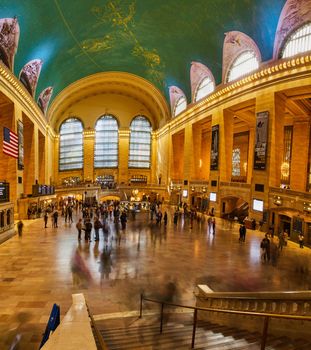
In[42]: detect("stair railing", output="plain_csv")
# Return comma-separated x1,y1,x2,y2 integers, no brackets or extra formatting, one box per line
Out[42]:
139,294,311,350
86,303,110,350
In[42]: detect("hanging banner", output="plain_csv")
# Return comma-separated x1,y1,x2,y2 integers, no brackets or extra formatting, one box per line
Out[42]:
210,124,219,170
17,120,24,170
254,111,269,170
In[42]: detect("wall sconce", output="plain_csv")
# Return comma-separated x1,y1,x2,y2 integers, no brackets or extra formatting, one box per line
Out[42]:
191,186,195,192
281,162,290,178
303,202,311,213
170,184,174,190
177,186,181,191
202,186,207,193
273,196,282,206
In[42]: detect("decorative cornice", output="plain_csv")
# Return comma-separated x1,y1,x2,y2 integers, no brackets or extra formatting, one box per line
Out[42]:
48,71,170,129
165,54,311,134
0,62,47,132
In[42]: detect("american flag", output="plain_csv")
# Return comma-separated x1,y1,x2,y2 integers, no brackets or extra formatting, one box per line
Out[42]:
3,127,18,158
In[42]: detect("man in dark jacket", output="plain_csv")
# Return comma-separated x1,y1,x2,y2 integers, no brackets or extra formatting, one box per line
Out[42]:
83,219,92,242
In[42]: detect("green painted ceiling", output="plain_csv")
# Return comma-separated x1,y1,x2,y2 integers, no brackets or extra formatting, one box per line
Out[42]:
1,0,287,105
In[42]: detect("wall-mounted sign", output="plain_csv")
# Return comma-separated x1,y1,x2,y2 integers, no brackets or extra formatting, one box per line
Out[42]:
32,184,55,197
0,182,9,203
254,111,269,170
210,124,219,170
17,120,24,170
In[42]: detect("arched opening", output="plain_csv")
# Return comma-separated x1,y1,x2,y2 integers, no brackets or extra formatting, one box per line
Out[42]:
221,196,249,223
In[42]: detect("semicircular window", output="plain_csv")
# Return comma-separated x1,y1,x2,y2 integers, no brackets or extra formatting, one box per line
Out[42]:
227,51,259,83
195,76,215,102
129,116,152,168
59,118,83,171
281,23,311,59
174,97,187,117
94,115,118,168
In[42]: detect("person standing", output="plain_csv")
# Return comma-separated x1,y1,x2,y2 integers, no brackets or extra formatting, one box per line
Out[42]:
163,211,168,226
17,220,24,237
173,210,178,225
241,223,246,242
212,218,216,236
53,210,58,228
120,211,127,230
68,206,73,223
93,217,102,241
83,218,92,242
298,233,304,248
239,224,244,242
44,212,48,228
260,234,270,263
76,218,83,241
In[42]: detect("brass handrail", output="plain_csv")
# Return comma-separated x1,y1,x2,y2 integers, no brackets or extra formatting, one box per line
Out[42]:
140,294,311,350
86,303,110,350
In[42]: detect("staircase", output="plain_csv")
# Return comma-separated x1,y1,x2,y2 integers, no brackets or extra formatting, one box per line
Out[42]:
95,313,311,350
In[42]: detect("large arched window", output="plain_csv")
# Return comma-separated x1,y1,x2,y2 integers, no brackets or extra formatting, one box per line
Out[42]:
94,115,118,168
59,118,83,171
194,76,215,102
227,50,259,82
281,23,311,59
174,96,187,117
129,116,152,168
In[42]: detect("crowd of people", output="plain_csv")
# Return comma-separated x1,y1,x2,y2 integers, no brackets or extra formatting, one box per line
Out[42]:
22,199,309,268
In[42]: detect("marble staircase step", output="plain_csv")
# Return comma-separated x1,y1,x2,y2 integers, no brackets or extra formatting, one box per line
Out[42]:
97,315,311,350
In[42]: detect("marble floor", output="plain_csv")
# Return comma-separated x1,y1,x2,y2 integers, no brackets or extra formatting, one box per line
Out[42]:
0,208,310,349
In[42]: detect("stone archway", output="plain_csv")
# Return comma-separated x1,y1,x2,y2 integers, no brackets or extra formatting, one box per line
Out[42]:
220,195,249,222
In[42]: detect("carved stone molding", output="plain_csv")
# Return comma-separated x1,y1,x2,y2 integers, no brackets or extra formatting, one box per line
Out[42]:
222,31,262,82
190,61,215,102
169,85,186,116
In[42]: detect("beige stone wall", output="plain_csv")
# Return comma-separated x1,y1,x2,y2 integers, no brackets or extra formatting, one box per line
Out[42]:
1,56,311,221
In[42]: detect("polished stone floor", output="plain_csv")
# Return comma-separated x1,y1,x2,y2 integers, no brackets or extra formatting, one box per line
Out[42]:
0,208,310,349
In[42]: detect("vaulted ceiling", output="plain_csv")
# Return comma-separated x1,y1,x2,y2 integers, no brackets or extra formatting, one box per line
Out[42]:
1,0,286,105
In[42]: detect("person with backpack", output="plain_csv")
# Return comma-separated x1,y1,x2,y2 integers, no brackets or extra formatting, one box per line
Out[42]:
83,218,92,242
93,217,102,241
76,218,83,241
260,234,270,263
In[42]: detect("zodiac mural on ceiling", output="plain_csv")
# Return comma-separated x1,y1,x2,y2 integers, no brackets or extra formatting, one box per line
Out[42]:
70,0,165,89
38,87,53,116
0,17,20,70
19,59,43,97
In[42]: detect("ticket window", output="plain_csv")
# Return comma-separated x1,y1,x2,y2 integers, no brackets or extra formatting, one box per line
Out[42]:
0,212,4,228
307,223,311,245
7,210,11,226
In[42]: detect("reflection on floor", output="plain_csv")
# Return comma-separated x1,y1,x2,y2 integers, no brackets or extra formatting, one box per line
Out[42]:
0,208,310,349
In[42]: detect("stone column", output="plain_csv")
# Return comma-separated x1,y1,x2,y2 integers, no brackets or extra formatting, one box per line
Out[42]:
290,116,310,191
219,109,233,182
83,129,94,182
151,131,157,184
118,128,130,184
247,127,255,183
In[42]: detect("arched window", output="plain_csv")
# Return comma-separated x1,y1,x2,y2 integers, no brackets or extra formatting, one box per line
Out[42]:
195,76,215,102
227,51,259,83
129,116,152,168
59,118,83,171
281,23,311,59
94,115,118,168
174,97,187,116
